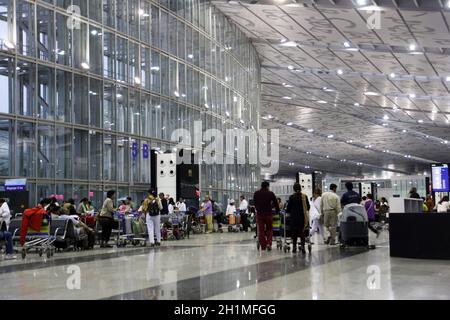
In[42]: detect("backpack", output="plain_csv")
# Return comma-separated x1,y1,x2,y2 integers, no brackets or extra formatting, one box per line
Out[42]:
148,200,160,217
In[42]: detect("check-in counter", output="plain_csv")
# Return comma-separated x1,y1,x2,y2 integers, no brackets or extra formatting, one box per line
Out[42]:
389,212,450,259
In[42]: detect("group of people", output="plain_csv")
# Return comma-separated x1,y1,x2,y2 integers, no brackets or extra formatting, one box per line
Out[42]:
196,195,251,234
252,181,386,253
407,187,450,213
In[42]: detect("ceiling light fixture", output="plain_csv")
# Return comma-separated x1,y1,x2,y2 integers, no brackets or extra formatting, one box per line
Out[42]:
389,73,396,79
287,122,293,126
307,129,314,133
383,115,389,120
282,96,292,100
288,65,294,70
317,100,327,104
354,103,360,107
364,91,380,96
409,43,416,51
344,41,351,48
337,69,344,75
409,93,416,98
327,134,334,139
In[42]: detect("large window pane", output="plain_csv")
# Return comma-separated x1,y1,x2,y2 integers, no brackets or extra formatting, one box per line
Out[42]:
16,60,36,117
73,74,89,125
16,0,35,57
16,121,35,177
37,124,54,178
0,118,12,176
0,56,13,114
56,126,72,179
73,129,88,180
90,131,102,180
37,65,55,120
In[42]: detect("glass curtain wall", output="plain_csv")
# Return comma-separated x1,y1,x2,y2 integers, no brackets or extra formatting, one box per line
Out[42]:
0,0,260,209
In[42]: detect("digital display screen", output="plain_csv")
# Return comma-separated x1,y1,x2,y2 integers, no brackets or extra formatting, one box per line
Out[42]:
431,164,449,192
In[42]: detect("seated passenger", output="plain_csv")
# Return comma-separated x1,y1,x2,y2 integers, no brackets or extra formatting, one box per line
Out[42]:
77,198,94,216
118,200,130,214
0,198,11,231
0,229,17,260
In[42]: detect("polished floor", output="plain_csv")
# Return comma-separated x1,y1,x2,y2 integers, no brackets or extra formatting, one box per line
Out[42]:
1,231,450,300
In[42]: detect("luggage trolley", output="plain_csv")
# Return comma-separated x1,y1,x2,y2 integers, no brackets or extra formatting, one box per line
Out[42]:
280,210,312,254
21,214,55,259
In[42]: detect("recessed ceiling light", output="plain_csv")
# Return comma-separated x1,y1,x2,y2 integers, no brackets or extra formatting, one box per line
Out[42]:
317,100,327,104
346,48,359,52
409,44,416,51
287,122,293,126
281,41,298,47
446,76,450,82
383,115,389,120
288,65,294,70
402,129,407,133
354,103,360,107
418,119,424,123
432,110,438,114
280,38,287,43
337,69,344,75
344,41,351,48
307,128,314,133
327,134,334,139
409,93,416,98
389,73,396,79
364,91,380,96
282,96,292,100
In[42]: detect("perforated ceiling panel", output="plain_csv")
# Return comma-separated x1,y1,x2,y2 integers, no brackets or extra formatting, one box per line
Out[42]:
214,0,450,178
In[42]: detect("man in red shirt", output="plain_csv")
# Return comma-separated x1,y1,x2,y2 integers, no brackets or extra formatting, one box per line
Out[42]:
253,181,280,251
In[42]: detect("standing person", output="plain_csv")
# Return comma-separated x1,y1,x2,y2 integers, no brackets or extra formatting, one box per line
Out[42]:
201,195,214,233
177,198,187,214
435,196,450,213
77,198,93,216
168,198,176,215
239,195,249,232
159,193,169,215
309,189,325,244
226,199,236,219
425,195,435,213
212,200,223,232
277,198,284,210
365,194,381,238
253,181,280,251
143,190,163,247
286,183,310,254
0,198,11,231
378,197,390,221
321,184,341,246
341,182,361,207
127,197,136,211
409,187,421,199
98,190,116,248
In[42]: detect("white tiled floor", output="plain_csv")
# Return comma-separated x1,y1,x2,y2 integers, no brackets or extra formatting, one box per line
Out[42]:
1,231,449,300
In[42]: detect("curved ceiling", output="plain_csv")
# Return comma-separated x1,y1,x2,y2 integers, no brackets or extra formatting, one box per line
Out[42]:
214,0,450,178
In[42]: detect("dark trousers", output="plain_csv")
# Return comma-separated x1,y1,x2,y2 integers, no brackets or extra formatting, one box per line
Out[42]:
240,211,249,231
0,231,14,254
99,218,114,242
291,227,306,248
257,214,273,250
214,213,223,229
368,221,378,235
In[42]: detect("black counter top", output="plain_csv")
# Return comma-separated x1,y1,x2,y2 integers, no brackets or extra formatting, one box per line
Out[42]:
389,212,450,260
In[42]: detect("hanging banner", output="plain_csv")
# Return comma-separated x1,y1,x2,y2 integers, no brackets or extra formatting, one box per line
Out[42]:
132,142,138,160
143,144,149,159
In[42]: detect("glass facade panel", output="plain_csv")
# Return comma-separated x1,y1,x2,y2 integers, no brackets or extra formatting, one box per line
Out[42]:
0,0,260,206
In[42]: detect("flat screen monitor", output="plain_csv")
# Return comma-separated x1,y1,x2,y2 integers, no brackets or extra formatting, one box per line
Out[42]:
431,164,450,192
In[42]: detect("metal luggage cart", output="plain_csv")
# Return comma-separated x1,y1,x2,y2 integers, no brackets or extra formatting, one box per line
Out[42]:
279,210,312,254
21,215,55,259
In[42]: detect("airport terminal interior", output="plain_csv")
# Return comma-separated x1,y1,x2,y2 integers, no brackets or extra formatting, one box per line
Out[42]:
1,0,450,300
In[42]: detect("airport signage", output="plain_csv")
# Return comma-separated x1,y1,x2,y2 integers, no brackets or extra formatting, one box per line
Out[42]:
4,178,27,192
431,164,449,192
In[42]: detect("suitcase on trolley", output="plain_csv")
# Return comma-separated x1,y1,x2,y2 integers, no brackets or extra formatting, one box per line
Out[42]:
228,214,236,225
340,204,369,247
